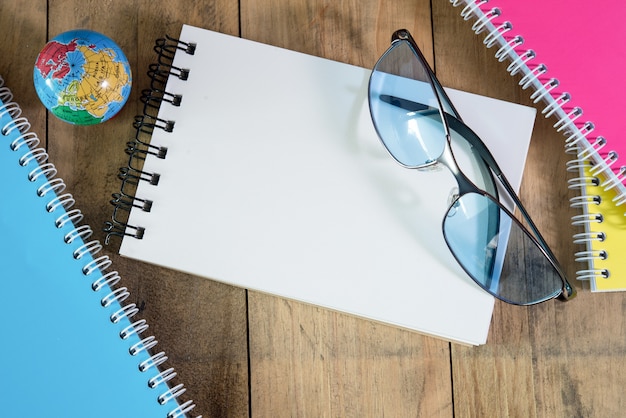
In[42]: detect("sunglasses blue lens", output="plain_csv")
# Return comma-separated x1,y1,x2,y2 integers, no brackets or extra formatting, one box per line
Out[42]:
443,192,563,304
368,41,446,167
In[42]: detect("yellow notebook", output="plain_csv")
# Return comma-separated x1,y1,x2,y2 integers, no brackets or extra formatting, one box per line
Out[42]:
571,162,626,291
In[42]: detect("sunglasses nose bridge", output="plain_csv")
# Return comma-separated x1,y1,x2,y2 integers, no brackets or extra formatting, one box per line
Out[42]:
438,135,479,197
446,187,460,217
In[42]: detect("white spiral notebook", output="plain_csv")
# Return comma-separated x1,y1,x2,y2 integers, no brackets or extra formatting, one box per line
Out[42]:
0,77,198,416
107,25,537,345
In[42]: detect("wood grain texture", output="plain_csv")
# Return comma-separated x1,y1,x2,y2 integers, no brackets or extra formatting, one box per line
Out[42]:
2,0,625,417
241,2,452,417
0,1,47,139
248,293,452,417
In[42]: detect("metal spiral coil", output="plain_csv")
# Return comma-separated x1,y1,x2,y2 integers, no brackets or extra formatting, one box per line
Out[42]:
450,0,626,206
0,75,199,418
572,231,605,245
571,213,603,226
570,195,601,208
602,166,626,191
155,34,197,57
105,34,194,244
142,88,183,110
567,176,599,190
577,269,610,281
575,250,608,263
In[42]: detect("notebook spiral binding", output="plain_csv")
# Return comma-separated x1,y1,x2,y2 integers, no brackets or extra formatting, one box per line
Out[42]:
0,76,200,418
566,144,616,282
449,0,624,283
104,35,195,244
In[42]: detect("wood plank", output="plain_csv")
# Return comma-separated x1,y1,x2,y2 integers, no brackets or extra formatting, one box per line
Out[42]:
42,1,249,417
241,0,434,67
241,1,453,417
6,1,626,416
433,2,626,417
0,1,47,138
249,293,453,417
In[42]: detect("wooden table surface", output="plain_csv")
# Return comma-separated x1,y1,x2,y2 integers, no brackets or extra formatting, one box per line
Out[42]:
3,1,625,417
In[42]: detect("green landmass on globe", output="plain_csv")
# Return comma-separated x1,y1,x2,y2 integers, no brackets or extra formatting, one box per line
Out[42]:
34,29,132,125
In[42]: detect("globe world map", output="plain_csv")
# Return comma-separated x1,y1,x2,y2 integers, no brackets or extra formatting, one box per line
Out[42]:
34,30,132,125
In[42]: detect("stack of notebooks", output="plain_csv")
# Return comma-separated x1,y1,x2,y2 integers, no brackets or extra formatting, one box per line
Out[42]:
450,0,626,290
106,25,538,346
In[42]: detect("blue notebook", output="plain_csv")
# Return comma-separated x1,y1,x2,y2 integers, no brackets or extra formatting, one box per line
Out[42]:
0,76,198,417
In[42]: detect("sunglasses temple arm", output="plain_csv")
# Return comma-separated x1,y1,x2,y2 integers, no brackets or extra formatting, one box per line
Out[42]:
445,113,551,253
469,131,557,260
395,29,575,299
427,47,566,283
395,29,467,122
433,73,565,279
494,168,576,298
454,118,575,296
496,172,549,251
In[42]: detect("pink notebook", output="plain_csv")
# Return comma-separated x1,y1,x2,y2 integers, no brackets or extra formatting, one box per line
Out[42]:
451,0,626,290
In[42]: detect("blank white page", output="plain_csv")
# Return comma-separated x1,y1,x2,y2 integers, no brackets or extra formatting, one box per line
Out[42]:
119,25,537,345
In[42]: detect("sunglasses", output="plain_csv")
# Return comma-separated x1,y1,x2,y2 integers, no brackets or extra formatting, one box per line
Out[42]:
368,29,575,305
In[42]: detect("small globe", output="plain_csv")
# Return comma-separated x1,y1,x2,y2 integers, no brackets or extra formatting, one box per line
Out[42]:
33,29,132,125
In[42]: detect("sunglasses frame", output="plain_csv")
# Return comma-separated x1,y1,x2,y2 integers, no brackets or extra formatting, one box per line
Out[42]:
369,29,576,304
